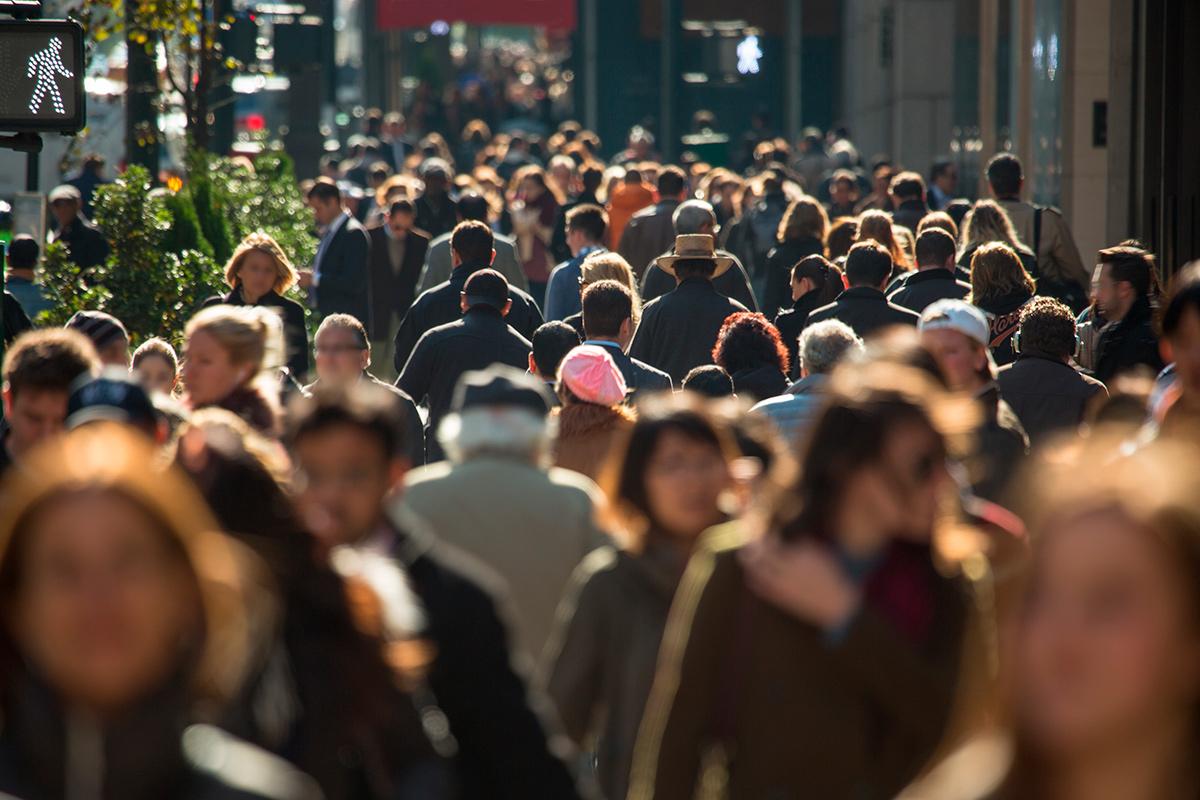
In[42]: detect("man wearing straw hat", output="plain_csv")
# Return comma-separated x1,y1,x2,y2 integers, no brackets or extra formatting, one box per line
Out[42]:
629,233,749,383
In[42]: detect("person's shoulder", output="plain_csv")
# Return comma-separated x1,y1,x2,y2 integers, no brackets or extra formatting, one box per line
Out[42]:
409,228,431,245
887,300,922,322
344,215,369,234
508,285,539,307
201,294,229,308
546,465,603,504
638,294,666,316
806,300,839,321
429,232,452,249
181,724,323,799
631,356,671,381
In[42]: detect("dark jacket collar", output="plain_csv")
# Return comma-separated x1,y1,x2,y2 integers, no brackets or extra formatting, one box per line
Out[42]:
840,286,889,302
449,261,494,288
906,268,958,284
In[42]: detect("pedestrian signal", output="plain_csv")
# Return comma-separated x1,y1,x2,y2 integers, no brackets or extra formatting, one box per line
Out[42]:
0,20,85,133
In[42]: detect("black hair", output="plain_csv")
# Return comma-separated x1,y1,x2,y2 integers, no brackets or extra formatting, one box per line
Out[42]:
306,178,341,204
566,204,607,243
388,199,415,216
1017,297,1078,359
582,280,633,339
1161,263,1200,338
456,193,490,222
844,241,894,288
530,321,581,379
657,166,687,198
986,153,1023,197
674,257,717,280
1099,245,1158,298
451,220,495,264
681,365,734,398
915,228,957,267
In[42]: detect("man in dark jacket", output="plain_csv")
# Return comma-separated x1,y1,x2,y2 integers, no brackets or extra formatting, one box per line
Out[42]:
1093,244,1164,384
414,159,458,239
368,198,430,376
889,228,970,314
550,163,604,263
299,178,372,327
393,221,543,373
581,279,673,400
48,184,109,273
288,382,589,800
889,171,930,233
640,200,758,311
805,241,920,338
617,166,686,281
998,297,1107,445
397,269,533,462
629,234,749,383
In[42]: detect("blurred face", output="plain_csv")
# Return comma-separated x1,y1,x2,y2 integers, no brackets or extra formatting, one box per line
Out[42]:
236,250,279,301
1,389,69,459
1016,509,1200,759
134,354,176,396
830,179,856,207
387,210,414,237
314,326,369,386
1167,307,1200,401
643,430,730,540
937,166,959,193
310,196,341,227
293,425,401,550
50,199,78,228
922,328,988,391
13,492,198,714
874,169,896,194
182,330,245,406
1095,264,1133,321
521,177,544,200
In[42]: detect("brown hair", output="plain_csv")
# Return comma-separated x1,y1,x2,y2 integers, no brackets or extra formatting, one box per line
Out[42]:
857,210,911,269
2,329,99,400
223,232,299,294
969,242,1036,307
826,217,859,261
777,196,830,244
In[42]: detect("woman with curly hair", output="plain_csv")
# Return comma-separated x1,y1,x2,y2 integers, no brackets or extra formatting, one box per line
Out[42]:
857,210,911,281
711,312,791,401
968,242,1038,366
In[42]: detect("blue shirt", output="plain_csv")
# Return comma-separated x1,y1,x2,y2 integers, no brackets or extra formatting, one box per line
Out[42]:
543,245,605,321
5,275,51,318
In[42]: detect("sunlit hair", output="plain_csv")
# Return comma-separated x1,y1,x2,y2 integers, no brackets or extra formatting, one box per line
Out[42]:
581,251,642,324
777,196,830,244
960,200,1024,255
132,337,179,376
438,407,556,466
712,312,790,376
857,210,910,269
186,304,285,378
918,210,959,241
0,424,266,709
968,242,1036,307
509,164,566,206
223,232,298,294
826,217,859,261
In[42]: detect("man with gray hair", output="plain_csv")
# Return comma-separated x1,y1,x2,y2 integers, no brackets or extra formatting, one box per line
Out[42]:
640,199,758,310
751,319,863,445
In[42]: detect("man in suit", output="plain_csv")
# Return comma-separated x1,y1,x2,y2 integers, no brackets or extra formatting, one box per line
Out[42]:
416,193,528,294
804,241,919,339
393,221,543,374
368,198,430,380
299,178,372,328
581,279,672,401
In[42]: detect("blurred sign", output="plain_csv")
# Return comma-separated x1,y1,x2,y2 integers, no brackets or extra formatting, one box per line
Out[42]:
376,0,575,31
0,20,85,133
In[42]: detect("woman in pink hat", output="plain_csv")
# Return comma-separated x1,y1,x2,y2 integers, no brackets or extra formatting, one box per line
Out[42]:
552,344,637,482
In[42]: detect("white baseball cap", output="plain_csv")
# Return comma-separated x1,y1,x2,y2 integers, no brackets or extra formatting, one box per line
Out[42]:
919,299,990,348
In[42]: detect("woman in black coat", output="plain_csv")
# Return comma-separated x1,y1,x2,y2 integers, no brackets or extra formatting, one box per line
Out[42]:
204,232,310,382
773,255,847,379
967,242,1037,367
762,197,829,320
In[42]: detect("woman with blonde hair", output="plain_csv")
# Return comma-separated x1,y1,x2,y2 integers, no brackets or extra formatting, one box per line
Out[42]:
959,200,1037,278
968,242,1037,365
182,304,285,436
857,209,912,280
0,424,318,797
763,197,830,319
561,251,643,338
203,232,309,381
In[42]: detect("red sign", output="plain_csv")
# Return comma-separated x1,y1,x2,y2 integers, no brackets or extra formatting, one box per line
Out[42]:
377,0,576,31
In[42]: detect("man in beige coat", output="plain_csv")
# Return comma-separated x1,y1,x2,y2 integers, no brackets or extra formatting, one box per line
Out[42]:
397,364,610,663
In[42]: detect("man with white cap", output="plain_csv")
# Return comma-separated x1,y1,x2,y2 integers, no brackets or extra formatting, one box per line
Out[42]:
919,298,1028,501
48,183,109,272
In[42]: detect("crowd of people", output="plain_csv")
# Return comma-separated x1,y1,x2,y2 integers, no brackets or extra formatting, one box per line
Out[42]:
3,109,1200,800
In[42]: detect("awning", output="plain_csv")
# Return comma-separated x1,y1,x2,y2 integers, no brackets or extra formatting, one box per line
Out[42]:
376,0,576,31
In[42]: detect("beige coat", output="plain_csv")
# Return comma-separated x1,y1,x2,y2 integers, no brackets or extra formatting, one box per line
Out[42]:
998,199,1091,292
398,455,611,661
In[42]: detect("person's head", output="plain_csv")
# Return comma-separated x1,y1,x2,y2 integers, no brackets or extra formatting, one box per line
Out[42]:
871,162,897,194
671,199,718,236
48,185,82,228
65,369,160,442
65,311,130,368
5,234,39,273
306,178,344,227
1096,245,1157,322
790,254,845,305
829,170,859,206
986,152,1024,198
844,240,894,290
419,159,451,196
681,365,735,398
529,321,581,381
1014,297,1078,363
711,312,790,378
660,234,732,283
455,192,490,224
961,199,1022,252
1161,263,1200,402
386,199,415,237
777,196,830,245
826,216,859,261
0,425,251,716
1005,442,1200,786
2,330,99,462
582,279,637,347
656,165,687,200
580,163,604,195
450,219,496,268
889,170,926,207
131,338,179,396
182,305,279,406
916,210,959,241
224,232,298,301
82,153,105,177
556,345,627,408
314,314,371,386
288,382,412,549
919,299,994,391
565,203,607,254
969,242,1036,308
439,365,555,465
797,319,864,378
459,268,511,317
915,228,958,271
602,395,736,543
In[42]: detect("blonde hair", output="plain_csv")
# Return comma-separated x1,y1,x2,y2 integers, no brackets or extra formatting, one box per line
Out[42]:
185,305,285,380
581,251,643,325
968,242,1036,307
917,210,959,240
777,196,830,244
223,232,298,295
857,210,910,269
132,337,179,376
961,200,1023,254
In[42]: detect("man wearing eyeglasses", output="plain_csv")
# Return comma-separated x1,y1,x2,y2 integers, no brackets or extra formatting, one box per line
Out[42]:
304,313,425,465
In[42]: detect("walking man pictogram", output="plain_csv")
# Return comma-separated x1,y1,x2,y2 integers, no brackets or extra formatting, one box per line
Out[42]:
26,36,73,115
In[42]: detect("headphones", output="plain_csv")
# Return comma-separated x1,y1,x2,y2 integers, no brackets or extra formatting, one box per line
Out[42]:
1011,328,1081,358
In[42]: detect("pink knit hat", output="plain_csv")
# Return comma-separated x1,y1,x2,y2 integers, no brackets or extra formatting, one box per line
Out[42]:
558,345,628,406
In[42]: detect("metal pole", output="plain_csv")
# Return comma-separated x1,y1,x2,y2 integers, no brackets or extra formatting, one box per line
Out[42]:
660,0,679,162
25,150,38,193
